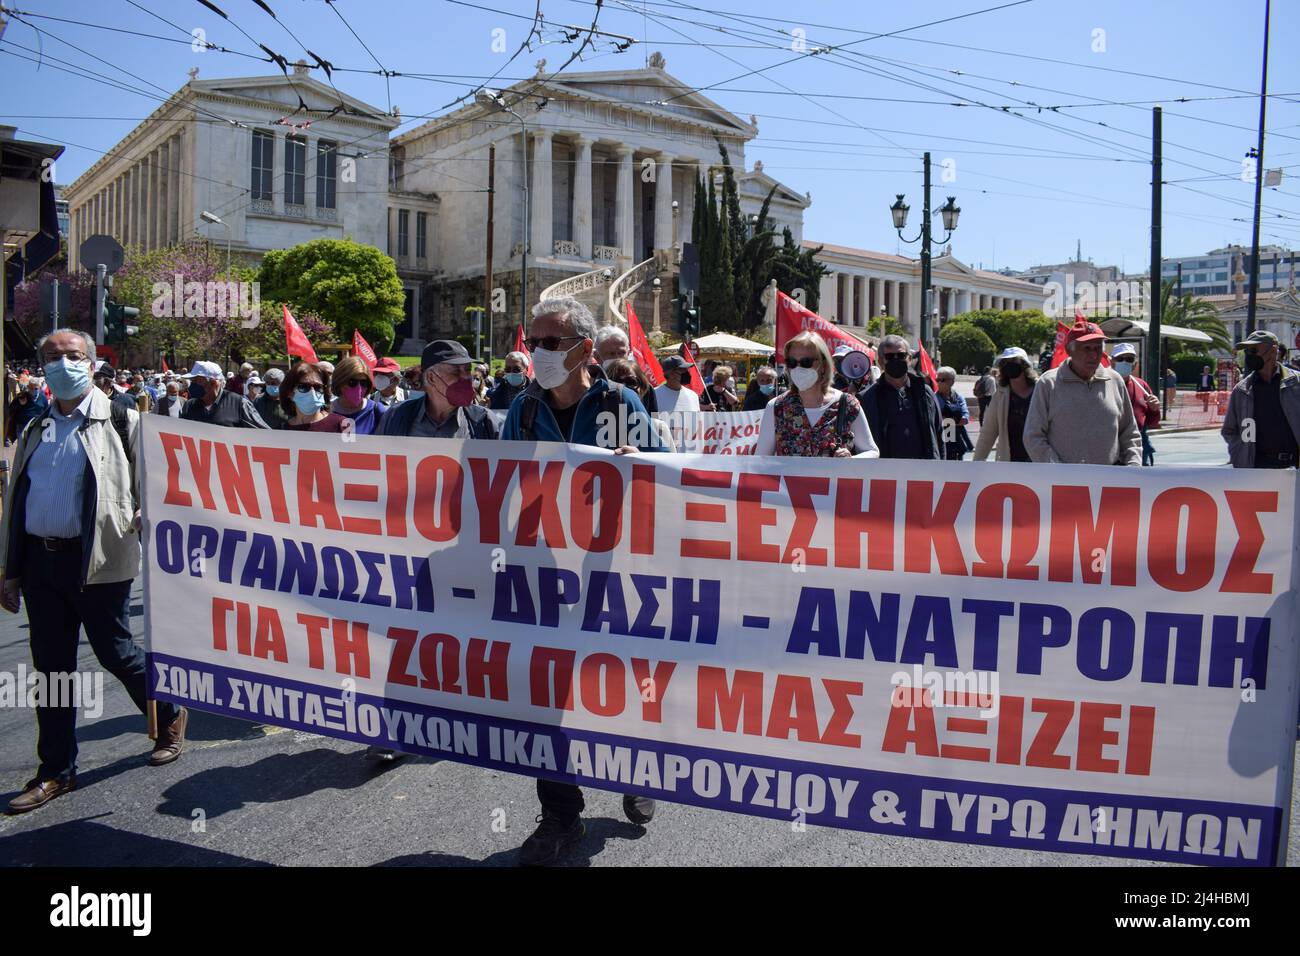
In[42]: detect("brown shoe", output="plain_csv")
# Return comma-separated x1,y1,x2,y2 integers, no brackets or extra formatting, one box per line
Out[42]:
7,776,75,814
148,706,188,766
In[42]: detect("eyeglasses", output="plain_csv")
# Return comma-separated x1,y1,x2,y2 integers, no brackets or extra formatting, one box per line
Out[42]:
525,335,582,352
344,378,370,388
296,383,324,394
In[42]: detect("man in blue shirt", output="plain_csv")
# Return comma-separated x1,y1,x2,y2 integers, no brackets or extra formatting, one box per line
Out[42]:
501,296,664,866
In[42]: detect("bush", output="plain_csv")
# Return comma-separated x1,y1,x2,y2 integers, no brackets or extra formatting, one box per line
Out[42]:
1171,354,1216,386
939,322,996,371
948,308,1054,355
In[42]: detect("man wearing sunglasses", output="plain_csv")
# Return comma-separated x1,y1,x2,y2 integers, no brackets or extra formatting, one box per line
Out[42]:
1222,330,1300,469
500,296,664,866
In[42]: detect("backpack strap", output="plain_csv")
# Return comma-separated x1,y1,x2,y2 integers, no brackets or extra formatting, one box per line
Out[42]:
108,400,138,508
835,392,850,438
519,394,538,440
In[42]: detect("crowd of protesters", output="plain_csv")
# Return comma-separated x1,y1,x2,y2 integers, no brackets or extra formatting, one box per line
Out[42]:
1,303,1296,866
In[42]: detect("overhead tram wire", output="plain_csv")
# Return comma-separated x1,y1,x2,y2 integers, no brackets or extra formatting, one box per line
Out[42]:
323,0,395,114
437,0,544,113
2,7,265,60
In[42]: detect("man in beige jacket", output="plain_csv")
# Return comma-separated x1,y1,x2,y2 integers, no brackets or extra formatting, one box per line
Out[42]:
0,329,187,814
1023,320,1141,466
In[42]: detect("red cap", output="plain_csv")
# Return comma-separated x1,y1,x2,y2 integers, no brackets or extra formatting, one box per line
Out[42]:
373,357,401,375
1066,319,1105,344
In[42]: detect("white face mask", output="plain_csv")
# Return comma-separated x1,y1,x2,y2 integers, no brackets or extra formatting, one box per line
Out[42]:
374,374,392,391
532,342,581,390
790,366,819,391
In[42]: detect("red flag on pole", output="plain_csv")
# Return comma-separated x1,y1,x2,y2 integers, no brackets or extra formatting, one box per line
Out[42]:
512,323,532,373
775,290,868,357
161,357,169,373
352,329,377,370
624,303,665,387
916,340,938,390
284,304,319,363
1052,312,1110,369
678,341,705,395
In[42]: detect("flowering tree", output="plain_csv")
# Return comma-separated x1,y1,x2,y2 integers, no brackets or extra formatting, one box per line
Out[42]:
10,268,97,345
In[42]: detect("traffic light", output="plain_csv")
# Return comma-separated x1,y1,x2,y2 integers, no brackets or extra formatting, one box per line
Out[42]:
104,300,140,346
682,290,699,338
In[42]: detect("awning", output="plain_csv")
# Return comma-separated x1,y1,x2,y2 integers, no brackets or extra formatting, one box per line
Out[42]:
655,332,772,357
1097,317,1212,344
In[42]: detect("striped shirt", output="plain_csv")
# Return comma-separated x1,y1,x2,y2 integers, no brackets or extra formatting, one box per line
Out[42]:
24,389,94,538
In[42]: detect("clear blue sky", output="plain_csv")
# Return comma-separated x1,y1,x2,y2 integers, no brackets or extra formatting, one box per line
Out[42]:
3,0,1297,272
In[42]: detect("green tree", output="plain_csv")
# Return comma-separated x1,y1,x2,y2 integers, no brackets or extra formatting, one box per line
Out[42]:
771,227,829,318
947,307,1053,354
939,322,996,370
259,238,405,352
1158,279,1231,353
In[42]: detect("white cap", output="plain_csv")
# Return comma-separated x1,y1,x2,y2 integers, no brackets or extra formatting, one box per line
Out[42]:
187,360,223,380
995,347,1029,363
246,374,263,386
833,344,854,357
1111,342,1137,359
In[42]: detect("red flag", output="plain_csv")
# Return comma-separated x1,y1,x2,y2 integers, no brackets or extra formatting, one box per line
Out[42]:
512,323,532,374
1052,312,1110,369
678,342,705,395
284,305,318,363
917,340,938,390
624,303,665,387
352,329,377,370
775,290,865,357
161,357,170,373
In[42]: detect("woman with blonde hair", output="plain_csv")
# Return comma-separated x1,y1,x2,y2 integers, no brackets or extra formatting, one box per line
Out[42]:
755,331,879,458
330,354,386,435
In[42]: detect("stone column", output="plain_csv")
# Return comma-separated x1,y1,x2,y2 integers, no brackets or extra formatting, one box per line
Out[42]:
653,152,674,251
153,148,165,250
616,145,635,261
888,279,901,320
148,154,159,249
869,278,883,326
158,142,170,249
529,129,553,257
573,136,593,259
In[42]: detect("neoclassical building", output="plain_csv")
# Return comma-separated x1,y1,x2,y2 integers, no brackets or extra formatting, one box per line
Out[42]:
813,242,1047,343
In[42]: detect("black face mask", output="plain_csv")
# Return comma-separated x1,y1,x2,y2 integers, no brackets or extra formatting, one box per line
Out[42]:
883,355,910,379
1244,352,1265,373
1000,362,1022,381
679,371,693,386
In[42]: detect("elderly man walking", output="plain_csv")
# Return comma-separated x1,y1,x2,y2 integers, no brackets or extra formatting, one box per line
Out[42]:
1024,319,1141,465
861,335,944,460
0,329,188,814
1222,330,1300,469
500,296,664,866
180,360,269,428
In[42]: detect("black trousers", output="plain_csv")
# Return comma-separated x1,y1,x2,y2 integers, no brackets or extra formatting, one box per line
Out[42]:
537,779,585,822
20,537,176,781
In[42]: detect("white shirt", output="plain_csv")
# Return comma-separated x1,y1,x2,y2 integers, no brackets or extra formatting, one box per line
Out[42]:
755,388,880,458
654,382,700,414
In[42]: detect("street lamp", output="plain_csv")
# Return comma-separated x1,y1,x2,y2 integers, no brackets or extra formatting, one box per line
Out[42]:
652,276,662,332
200,209,231,274
477,88,530,336
889,151,958,352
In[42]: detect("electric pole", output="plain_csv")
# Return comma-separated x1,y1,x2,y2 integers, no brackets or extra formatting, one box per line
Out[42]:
1146,106,1163,387
485,143,495,351
1246,0,1271,334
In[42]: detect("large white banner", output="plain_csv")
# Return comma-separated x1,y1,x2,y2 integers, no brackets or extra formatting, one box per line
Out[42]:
142,417,1299,866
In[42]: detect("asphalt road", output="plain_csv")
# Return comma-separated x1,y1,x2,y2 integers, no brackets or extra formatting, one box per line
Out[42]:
0,569,1295,868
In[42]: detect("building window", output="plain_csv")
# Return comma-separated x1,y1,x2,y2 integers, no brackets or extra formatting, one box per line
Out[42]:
252,130,274,201
416,212,427,258
389,146,405,190
285,135,306,206
316,140,337,209
398,209,409,257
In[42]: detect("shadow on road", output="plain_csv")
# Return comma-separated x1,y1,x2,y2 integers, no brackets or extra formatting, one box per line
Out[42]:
155,747,384,820
377,816,648,868
0,817,270,866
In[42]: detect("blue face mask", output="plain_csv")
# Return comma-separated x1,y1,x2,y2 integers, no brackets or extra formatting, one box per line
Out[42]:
293,387,325,415
44,358,91,401
266,384,280,397
189,381,205,400
504,371,526,387
1114,360,1135,378
759,382,775,395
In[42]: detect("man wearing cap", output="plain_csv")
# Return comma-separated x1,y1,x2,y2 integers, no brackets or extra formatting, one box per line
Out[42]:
370,358,408,409
180,360,269,428
1110,343,1161,466
379,340,499,439
653,355,702,416
1024,320,1140,466
1222,330,1300,469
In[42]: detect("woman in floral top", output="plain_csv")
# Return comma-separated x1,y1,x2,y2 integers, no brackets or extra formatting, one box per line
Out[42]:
755,331,881,458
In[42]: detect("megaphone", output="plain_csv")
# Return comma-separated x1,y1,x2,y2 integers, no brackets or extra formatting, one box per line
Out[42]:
839,349,873,382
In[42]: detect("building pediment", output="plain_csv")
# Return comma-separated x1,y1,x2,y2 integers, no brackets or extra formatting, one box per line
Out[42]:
546,64,756,136
1215,289,1300,317
191,74,394,125
735,162,811,208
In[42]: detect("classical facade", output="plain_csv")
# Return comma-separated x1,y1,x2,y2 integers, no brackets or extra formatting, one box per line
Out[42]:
812,241,1048,343
391,55,764,352
64,65,397,275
